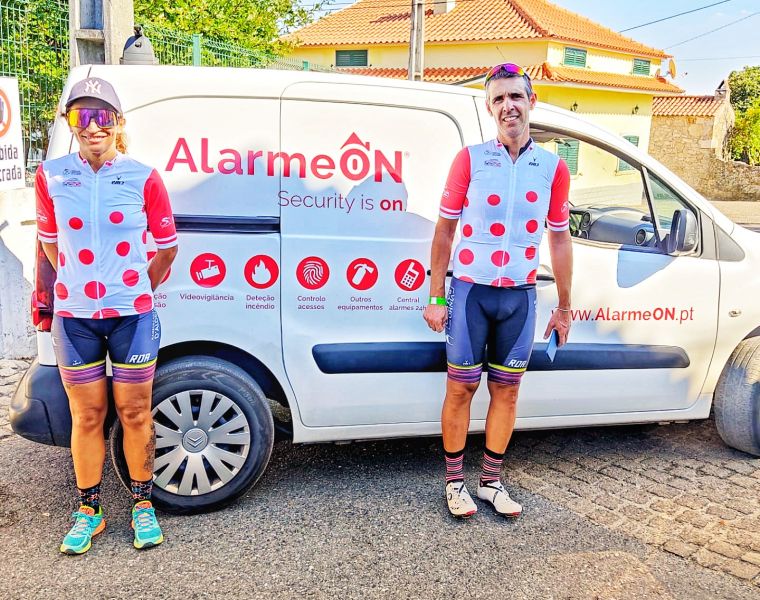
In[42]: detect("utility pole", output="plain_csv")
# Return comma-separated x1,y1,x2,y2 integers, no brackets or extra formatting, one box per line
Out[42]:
407,0,424,81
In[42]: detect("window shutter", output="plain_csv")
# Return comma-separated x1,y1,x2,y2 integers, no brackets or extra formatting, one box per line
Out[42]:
618,136,639,171
563,47,587,68
633,59,651,76
557,140,579,175
336,50,368,67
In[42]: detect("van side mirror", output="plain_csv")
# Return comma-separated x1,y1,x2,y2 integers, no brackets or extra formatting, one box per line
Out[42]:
665,209,698,255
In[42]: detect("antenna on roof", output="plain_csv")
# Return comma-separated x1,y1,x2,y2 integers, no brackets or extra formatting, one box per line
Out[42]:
667,59,677,79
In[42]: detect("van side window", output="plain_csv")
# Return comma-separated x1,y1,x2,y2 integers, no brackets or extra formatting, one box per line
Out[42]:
647,172,700,255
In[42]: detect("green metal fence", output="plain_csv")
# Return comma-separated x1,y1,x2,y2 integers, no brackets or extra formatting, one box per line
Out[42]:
0,0,69,172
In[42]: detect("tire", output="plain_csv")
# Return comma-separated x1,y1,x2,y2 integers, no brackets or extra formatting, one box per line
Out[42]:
714,337,760,457
110,356,275,514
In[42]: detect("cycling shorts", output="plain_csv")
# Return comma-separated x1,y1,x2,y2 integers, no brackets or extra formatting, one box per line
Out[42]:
445,277,536,385
52,310,161,386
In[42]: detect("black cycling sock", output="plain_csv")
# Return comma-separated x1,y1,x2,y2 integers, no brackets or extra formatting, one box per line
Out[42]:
480,447,505,486
77,482,101,511
444,448,466,484
130,478,153,505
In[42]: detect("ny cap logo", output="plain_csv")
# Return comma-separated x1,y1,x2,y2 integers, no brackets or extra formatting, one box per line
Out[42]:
84,80,102,95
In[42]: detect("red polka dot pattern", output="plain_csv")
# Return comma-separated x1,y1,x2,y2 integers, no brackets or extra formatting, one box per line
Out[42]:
490,223,505,237
116,241,130,257
492,277,515,287
84,281,106,299
56,310,74,318
458,276,475,283
525,246,536,260
69,217,83,230
55,282,68,300
526,270,537,284
93,308,120,319
78,249,94,265
58,252,66,267
487,194,501,206
459,249,474,265
526,220,539,234
142,230,147,244
122,270,139,287
462,224,473,237
109,211,124,224
526,191,538,203
134,294,153,313
463,198,469,207
491,250,510,267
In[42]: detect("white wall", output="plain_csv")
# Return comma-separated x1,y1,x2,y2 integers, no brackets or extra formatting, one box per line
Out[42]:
0,187,37,358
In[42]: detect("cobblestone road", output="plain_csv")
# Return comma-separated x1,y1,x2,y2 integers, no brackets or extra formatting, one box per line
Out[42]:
2,357,759,595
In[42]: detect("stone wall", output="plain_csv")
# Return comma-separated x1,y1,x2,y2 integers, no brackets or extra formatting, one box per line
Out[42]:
649,107,760,201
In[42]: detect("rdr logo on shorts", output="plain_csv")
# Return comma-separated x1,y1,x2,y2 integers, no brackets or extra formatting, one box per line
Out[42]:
297,256,329,290
394,259,425,292
244,255,279,289
346,258,378,291
0,88,11,138
190,253,226,288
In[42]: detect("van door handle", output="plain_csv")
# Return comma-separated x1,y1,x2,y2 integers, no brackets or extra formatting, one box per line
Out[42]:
537,274,555,282
426,270,454,277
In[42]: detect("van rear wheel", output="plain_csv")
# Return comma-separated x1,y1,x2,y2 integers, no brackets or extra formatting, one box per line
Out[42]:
110,356,275,514
714,337,760,457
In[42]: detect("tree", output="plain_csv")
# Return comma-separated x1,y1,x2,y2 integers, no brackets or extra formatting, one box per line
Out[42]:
727,66,760,114
729,99,760,166
134,0,328,58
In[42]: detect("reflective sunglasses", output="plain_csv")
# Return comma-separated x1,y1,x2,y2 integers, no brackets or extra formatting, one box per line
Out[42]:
66,107,119,129
484,63,528,85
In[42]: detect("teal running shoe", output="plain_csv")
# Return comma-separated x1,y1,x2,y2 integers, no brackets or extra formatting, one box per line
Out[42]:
131,501,164,549
60,505,105,555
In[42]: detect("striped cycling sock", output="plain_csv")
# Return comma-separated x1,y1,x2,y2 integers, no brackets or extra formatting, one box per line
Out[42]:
130,478,153,505
479,447,504,486
444,448,465,484
77,482,101,511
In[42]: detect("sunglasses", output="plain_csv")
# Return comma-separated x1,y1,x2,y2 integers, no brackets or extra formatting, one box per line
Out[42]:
484,63,528,85
66,108,119,129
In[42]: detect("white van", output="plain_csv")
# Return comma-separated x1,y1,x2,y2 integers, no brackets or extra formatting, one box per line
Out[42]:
11,65,760,514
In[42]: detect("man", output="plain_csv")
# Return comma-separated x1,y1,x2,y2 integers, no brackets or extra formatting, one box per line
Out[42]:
423,63,573,518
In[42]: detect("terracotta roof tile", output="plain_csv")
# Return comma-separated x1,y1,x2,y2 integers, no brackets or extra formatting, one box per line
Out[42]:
342,62,683,93
652,95,725,116
287,0,669,58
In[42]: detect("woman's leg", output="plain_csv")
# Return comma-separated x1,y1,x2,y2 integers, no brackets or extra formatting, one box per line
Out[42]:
112,380,155,485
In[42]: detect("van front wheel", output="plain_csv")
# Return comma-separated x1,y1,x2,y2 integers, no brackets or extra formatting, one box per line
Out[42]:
714,337,760,457
110,356,275,514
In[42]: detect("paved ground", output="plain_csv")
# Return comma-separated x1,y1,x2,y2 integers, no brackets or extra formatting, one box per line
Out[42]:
2,358,760,599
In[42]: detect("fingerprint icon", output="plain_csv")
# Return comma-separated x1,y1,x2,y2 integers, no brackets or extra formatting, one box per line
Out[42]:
297,257,330,290
303,261,323,286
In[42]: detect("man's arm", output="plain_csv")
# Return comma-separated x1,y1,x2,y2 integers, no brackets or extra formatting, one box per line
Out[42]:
423,217,458,332
544,228,573,345
40,241,58,271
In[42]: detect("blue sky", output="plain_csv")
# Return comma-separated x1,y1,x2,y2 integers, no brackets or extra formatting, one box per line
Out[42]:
313,0,760,94
545,0,760,94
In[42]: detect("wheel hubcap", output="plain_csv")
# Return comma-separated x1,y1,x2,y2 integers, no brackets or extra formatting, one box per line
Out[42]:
151,389,251,496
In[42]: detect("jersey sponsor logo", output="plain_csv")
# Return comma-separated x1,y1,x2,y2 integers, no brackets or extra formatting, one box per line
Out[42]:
507,359,528,368
166,133,404,183
485,150,501,157
528,161,540,166
62,169,81,176
63,178,81,187
36,211,48,223
111,175,125,185
484,159,501,168
160,216,173,228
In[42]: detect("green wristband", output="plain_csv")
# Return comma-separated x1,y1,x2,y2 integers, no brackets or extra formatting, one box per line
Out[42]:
429,296,446,306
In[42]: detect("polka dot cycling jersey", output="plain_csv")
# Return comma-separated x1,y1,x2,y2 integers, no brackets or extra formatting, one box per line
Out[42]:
439,138,570,287
35,152,177,318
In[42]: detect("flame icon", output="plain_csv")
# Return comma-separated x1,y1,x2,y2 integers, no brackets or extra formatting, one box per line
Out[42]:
251,260,271,285
302,260,324,286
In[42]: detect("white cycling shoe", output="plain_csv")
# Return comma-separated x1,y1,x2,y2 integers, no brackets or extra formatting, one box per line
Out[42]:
477,480,523,517
445,481,477,518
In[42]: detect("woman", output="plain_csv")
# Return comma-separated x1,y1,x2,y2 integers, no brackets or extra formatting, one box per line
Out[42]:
35,77,178,554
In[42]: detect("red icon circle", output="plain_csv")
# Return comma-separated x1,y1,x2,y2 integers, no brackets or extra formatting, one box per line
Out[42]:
394,259,425,292
0,89,11,138
190,253,226,288
297,256,330,290
244,255,279,289
346,258,378,291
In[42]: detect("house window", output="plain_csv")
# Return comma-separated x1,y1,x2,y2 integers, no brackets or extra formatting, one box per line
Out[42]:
557,139,579,175
336,50,368,67
633,58,650,76
618,135,639,171
563,47,587,68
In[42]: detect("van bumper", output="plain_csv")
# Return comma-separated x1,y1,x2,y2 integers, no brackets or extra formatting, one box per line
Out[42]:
10,360,71,446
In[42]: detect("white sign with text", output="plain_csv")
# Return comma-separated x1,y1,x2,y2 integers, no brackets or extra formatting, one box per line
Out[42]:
0,77,26,190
